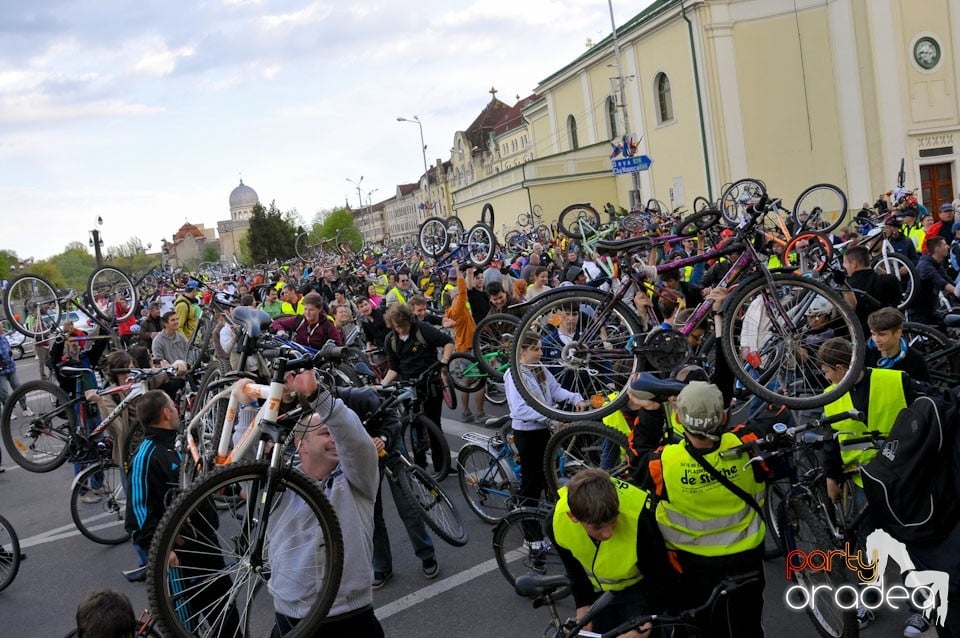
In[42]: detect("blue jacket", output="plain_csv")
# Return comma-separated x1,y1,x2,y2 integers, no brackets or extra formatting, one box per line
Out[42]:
0,335,15,375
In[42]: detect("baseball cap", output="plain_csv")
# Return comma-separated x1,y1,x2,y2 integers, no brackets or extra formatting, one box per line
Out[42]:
185,280,200,291
884,217,901,227
720,228,735,238
676,381,725,438
942,203,955,213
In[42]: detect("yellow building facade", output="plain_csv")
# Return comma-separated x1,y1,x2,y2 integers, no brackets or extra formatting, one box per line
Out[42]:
448,0,960,231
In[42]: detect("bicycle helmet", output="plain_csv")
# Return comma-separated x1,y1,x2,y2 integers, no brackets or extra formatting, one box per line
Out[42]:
804,295,832,318
675,381,725,440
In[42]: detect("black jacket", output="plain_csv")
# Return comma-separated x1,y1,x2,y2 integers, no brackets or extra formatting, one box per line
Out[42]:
127,427,181,549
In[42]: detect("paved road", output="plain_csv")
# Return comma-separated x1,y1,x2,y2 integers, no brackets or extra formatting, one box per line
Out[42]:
0,357,922,637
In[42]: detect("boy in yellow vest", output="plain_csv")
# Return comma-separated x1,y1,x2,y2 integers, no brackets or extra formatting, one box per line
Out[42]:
546,468,671,638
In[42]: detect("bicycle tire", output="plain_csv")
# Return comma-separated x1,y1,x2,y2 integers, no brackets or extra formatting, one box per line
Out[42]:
457,444,516,523
187,384,235,481
542,422,630,497
480,203,495,227
719,178,767,225
504,230,524,255
792,183,848,234
465,223,495,268
445,215,465,239
720,274,865,410
485,379,507,406
447,352,486,393
3,273,60,338
783,231,833,273
440,365,458,410
871,251,917,310
473,313,519,381
532,225,551,243
783,500,859,638
1,380,76,472
762,480,787,559
397,462,469,546
401,415,451,481
0,514,21,592
147,461,344,638
509,289,644,421
295,232,316,261
87,266,137,322
334,227,363,256
492,507,564,590
70,461,129,545
557,203,601,239
418,217,450,258
902,322,957,392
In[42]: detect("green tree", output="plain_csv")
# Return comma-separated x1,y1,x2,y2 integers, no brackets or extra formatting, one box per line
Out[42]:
0,250,19,278
320,207,358,239
202,245,220,263
24,260,67,289
50,243,96,290
247,201,298,264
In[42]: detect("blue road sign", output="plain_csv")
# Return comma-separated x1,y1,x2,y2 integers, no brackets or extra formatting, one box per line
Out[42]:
612,155,653,174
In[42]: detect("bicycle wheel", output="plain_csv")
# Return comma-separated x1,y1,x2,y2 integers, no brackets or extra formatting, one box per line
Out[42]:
762,480,787,559
457,444,516,523
465,223,495,268
401,415,451,481
792,183,847,234
0,514,21,592
473,313,519,381
418,217,450,258
397,462,469,546
480,203,495,227
1,380,76,472
70,461,129,545
871,251,918,310
902,322,957,392
3,273,60,338
542,422,630,496
783,500,859,638
721,274,865,410
719,178,766,225
447,352,486,393
557,203,600,239
187,384,235,480
492,507,564,590
334,227,363,255
295,232,317,261
504,230,524,255
509,289,644,421
87,266,137,322
147,461,344,638
783,231,833,274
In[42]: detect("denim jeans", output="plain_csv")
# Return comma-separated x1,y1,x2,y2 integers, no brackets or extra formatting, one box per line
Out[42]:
372,468,435,573
0,371,26,410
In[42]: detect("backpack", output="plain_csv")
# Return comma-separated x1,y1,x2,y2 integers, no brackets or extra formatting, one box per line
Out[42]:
860,395,960,544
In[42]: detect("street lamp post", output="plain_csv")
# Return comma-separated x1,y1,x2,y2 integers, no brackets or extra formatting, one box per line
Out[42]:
88,216,104,267
345,176,364,211
397,116,431,222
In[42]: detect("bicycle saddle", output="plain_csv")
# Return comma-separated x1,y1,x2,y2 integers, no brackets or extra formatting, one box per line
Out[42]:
515,574,570,599
629,372,687,399
60,366,92,378
593,235,652,256
234,306,272,338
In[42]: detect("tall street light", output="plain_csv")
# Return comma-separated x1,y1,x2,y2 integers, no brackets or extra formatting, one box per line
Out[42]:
396,116,430,189
346,176,364,210
88,215,104,267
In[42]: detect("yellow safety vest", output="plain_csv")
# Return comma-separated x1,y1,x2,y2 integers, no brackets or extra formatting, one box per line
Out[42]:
388,287,406,305
601,393,631,437
553,478,650,592
767,254,784,270
656,432,766,556
280,298,305,316
822,368,906,486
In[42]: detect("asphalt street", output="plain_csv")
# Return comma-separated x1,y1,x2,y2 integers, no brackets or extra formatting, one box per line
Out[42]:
0,356,923,637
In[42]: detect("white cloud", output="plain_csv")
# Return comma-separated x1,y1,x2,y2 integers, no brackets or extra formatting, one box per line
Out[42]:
131,39,196,77
261,2,334,29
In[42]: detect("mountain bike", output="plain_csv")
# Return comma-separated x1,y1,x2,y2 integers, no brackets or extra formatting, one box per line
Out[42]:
146,352,345,638
509,200,865,423
417,215,495,268
457,416,521,523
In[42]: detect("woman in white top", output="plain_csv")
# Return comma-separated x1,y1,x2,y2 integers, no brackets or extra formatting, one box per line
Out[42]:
525,266,552,300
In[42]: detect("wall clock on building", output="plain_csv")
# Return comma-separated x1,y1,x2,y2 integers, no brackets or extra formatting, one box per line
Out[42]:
913,36,941,70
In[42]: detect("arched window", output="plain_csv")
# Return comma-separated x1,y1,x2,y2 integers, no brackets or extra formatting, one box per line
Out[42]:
567,115,579,150
606,96,618,138
656,72,674,123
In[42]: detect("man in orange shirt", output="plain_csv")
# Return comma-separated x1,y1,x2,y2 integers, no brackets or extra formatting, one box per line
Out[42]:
444,265,483,422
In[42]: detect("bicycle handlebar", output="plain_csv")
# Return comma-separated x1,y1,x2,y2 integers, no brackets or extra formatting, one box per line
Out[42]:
597,572,762,638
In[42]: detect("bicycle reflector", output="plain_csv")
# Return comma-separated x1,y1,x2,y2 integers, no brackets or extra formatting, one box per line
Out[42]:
590,394,606,409
745,351,762,368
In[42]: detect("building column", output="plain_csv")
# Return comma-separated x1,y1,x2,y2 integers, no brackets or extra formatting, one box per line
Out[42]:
704,8,747,180
866,0,907,184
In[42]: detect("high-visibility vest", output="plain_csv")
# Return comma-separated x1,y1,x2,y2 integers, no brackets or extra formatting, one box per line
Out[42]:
822,368,906,486
553,478,650,592
655,433,766,556
601,393,631,437
767,254,784,270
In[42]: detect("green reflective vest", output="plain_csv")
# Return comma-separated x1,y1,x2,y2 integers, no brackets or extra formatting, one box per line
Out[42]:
553,478,649,592
656,432,766,556
822,368,906,486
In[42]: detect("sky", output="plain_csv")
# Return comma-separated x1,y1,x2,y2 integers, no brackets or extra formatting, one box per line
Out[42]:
0,0,656,262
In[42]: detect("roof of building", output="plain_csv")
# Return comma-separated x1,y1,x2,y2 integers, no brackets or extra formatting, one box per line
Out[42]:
398,183,419,196
173,222,206,241
463,88,512,152
229,179,259,210
494,93,540,136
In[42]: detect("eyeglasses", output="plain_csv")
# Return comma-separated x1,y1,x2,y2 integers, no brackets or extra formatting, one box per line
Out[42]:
399,278,410,283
